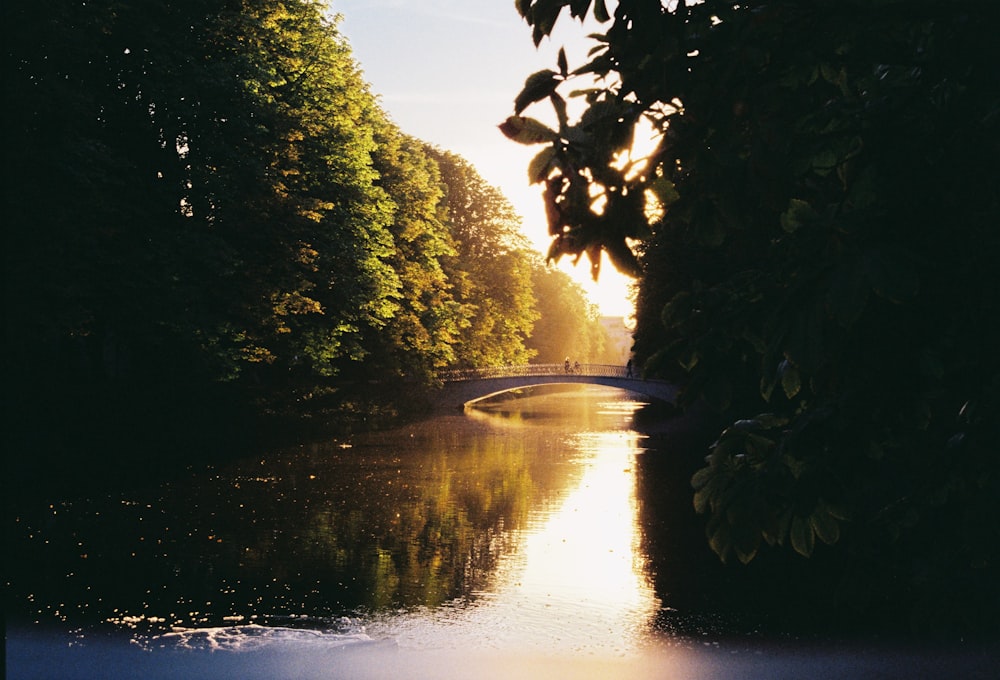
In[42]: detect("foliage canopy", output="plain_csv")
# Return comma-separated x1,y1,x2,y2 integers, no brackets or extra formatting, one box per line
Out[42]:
2,0,593,445
511,0,1000,633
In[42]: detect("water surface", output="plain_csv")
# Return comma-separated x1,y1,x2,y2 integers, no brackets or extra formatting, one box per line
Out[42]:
6,386,994,678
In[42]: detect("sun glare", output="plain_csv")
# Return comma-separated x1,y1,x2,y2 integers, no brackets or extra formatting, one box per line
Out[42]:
517,431,654,609
471,426,661,653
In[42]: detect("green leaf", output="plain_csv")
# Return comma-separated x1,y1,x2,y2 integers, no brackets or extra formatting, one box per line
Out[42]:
810,508,840,545
594,0,610,22
743,432,775,458
567,0,586,18
762,510,792,547
691,465,714,491
782,453,807,479
754,413,790,429
573,53,614,78
551,92,569,129
557,47,569,77
790,515,815,557
498,116,559,145
780,360,801,399
515,69,561,115
734,530,761,564
823,500,852,522
577,98,624,130
678,350,699,372
780,198,818,233
603,235,642,277
819,62,846,89
707,516,733,561
812,149,839,175
527,146,557,184
760,363,779,402
530,0,563,45
648,176,680,208
693,487,710,514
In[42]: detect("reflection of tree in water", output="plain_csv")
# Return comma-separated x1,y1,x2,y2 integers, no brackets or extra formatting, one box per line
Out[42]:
200,436,533,617
344,436,539,611
632,419,735,636
7,395,604,636
187,415,587,624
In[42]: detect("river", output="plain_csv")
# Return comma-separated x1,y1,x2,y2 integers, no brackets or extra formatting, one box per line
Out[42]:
5,386,995,678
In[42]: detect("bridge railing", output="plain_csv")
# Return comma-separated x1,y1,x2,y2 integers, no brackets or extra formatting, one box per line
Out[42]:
440,363,634,382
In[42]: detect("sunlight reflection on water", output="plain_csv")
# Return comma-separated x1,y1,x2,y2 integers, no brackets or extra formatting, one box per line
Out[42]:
369,420,661,656
10,387,994,679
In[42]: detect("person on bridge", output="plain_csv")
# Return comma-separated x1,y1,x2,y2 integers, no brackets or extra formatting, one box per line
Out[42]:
626,359,633,378
564,358,571,373
573,361,580,373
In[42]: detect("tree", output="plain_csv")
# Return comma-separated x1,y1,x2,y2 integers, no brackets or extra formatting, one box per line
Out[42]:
359,125,470,384
217,1,400,383
510,0,1000,633
526,264,608,364
5,0,471,444
427,148,539,368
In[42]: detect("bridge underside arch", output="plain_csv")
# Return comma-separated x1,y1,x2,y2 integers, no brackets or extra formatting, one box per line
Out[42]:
437,376,677,412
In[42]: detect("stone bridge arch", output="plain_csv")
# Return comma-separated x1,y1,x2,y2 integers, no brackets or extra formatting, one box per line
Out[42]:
434,364,677,412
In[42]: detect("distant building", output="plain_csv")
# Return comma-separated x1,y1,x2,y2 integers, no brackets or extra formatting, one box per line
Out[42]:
599,316,633,365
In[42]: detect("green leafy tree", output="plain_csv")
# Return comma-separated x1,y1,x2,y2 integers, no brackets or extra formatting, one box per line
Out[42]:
510,0,1000,633
218,1,400,382
5,0,392,385
5,0,470,441
359,124,471,384
427,148,539,368
1,0,279,406
526,264,608,364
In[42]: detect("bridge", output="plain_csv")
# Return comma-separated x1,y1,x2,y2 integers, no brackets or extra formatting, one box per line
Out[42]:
435,363,678,411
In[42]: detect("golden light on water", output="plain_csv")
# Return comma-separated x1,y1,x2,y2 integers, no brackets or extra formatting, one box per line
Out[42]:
385,417,661,656
365,391,663,658
514,430,656,618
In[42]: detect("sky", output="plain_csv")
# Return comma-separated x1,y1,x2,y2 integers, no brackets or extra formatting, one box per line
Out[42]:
329,0,636,318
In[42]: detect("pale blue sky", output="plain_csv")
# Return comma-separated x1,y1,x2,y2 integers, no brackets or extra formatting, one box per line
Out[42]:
330,1,635,317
